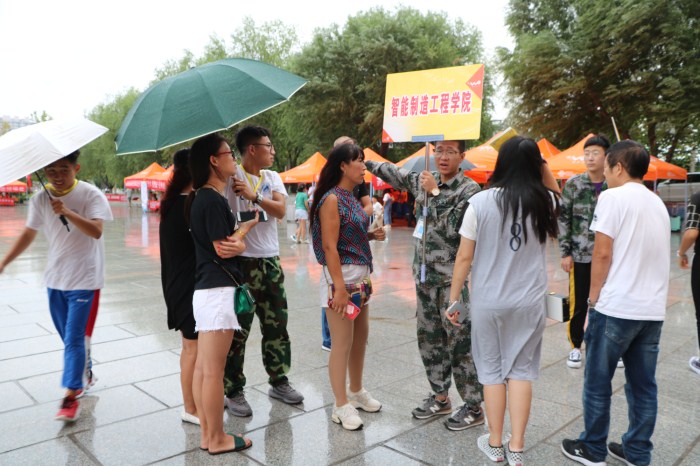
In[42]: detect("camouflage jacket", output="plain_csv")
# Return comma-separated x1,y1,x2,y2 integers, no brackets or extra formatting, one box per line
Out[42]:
558,172,607,262
365,160,480,286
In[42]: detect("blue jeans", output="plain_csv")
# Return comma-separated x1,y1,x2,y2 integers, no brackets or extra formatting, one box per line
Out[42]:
48,289,96,390
579,309,663,466
321,307,331,348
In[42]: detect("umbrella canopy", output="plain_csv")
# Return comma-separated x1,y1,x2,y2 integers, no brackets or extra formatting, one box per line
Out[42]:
115,58,307,155
279,152,327,184
537,138,560,159
0,180,28,193
396,144,435,168
124,162,165,189
0,117,108,187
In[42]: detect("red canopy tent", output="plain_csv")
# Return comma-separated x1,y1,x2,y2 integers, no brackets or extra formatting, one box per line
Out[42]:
0,180,28,193
146,165,174,192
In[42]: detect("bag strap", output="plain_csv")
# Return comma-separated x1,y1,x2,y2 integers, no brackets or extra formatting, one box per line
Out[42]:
212,258,242,288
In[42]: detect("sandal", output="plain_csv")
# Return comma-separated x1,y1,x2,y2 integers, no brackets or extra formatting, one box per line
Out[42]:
208,433,252,455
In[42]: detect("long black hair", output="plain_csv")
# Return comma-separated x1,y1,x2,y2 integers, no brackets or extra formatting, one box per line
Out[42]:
487,136,559,244
184,133,227,225
160,148,191,218
309,143,364,227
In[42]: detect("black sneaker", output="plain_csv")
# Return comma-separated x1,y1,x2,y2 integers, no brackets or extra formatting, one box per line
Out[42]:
608,442,634,466
411,393,451,419
561,439,607,466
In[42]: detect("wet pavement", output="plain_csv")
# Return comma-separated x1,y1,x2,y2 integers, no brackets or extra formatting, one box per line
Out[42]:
0,202,698,465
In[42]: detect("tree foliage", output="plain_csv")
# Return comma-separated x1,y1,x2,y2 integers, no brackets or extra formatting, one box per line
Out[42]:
291,7,494,160
500,0,700,165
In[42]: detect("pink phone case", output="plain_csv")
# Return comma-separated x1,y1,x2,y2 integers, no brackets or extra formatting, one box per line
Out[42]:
345,301,361,320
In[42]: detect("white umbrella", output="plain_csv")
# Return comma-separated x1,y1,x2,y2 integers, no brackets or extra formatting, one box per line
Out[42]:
0,117,108,187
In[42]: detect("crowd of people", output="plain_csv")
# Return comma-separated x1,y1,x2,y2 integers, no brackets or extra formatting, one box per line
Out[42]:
0,126,695,466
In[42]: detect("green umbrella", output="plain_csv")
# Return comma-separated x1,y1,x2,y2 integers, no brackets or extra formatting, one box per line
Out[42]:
115,58,307,155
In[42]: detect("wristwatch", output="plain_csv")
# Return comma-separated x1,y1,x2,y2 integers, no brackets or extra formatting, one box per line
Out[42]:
252,191,264,205
587,298,596,308
431,187,440,197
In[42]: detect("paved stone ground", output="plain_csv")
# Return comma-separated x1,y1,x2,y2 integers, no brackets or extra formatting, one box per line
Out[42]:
0,202,698,465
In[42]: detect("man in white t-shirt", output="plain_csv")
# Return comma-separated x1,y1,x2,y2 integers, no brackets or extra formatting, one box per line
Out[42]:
562,141,670,466
223,125,304,416
0,151,113,423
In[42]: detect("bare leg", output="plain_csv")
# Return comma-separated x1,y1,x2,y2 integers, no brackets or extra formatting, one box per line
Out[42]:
484,383,507,447
348,305,369,393
180,334,198,416
297,219,307,242
326,306,354,406
506,380,532,451
195,330,251,452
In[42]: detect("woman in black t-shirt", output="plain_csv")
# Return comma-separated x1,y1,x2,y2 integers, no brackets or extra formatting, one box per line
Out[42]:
185,133,256,455
159,148,200,426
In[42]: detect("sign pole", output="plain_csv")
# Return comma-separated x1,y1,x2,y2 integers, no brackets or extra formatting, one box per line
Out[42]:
421,141,430,283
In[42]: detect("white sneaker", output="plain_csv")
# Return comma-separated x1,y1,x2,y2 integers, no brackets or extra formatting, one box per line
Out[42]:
347,387,382,412
617,358,625,369
331,403,363,430
180,410,200,425
689,356,700,376
567,348,583,368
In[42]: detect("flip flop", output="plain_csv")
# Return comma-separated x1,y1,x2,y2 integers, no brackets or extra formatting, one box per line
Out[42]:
208,433,252,455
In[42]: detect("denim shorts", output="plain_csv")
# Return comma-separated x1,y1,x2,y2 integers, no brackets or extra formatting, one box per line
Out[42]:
193,287,240,332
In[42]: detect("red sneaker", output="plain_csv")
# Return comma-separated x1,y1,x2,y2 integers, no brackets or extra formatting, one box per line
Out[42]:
55,396,80,422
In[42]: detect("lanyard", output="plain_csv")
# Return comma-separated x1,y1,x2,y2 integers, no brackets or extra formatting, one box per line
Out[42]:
241,167,263,193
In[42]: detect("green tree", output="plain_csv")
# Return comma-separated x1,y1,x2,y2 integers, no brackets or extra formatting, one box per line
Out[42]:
500,0,700,165
291,7,494,161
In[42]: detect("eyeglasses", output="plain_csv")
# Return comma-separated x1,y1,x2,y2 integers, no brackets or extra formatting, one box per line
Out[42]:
251,143,274,150
434,150,461,158
216,150,233,157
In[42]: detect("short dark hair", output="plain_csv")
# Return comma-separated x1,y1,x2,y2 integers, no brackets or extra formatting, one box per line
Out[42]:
434,140,466,153
63,150,80,164
235,125,272,154
606,140,649,179
584,134,611,150
297,183,307,191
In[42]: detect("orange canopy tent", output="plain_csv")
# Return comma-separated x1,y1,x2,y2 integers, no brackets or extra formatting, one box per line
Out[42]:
649,155,687,180
124,162,165,189
463,145,498,184
279,152,327,184
537,138,560,159
0,180,28,193
363,148,392,189
546,134,676,181
147,165,174,192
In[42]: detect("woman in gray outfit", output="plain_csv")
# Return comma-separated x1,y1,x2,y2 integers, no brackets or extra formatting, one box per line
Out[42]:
446,136,560,466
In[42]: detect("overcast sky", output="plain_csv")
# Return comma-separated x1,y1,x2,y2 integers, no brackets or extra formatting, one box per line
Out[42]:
0,0,513,121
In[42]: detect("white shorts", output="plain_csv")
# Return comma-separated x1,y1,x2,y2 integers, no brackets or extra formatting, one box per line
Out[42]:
319,264,370,307
295,209,309,220
193,287,240,332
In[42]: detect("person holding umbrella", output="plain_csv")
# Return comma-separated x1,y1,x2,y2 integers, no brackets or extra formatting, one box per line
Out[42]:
0,151,113,422
186,133,254,454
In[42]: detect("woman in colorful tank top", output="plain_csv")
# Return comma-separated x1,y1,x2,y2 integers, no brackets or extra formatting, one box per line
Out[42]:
309,143,386,431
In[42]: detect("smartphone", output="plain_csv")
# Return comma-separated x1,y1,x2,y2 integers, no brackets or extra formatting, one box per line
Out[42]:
237,210,268,222
446,301,468,324
328,292,363,320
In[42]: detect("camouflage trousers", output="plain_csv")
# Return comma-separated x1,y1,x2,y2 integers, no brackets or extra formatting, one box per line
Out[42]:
224,256,291,396
415,281,483,408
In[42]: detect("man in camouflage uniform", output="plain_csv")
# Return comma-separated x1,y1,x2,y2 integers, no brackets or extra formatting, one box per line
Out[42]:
223,125,303,416
365,140,484,431
558,134,610,369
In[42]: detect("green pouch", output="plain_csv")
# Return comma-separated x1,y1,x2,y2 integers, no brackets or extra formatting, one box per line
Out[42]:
234,285,255,315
